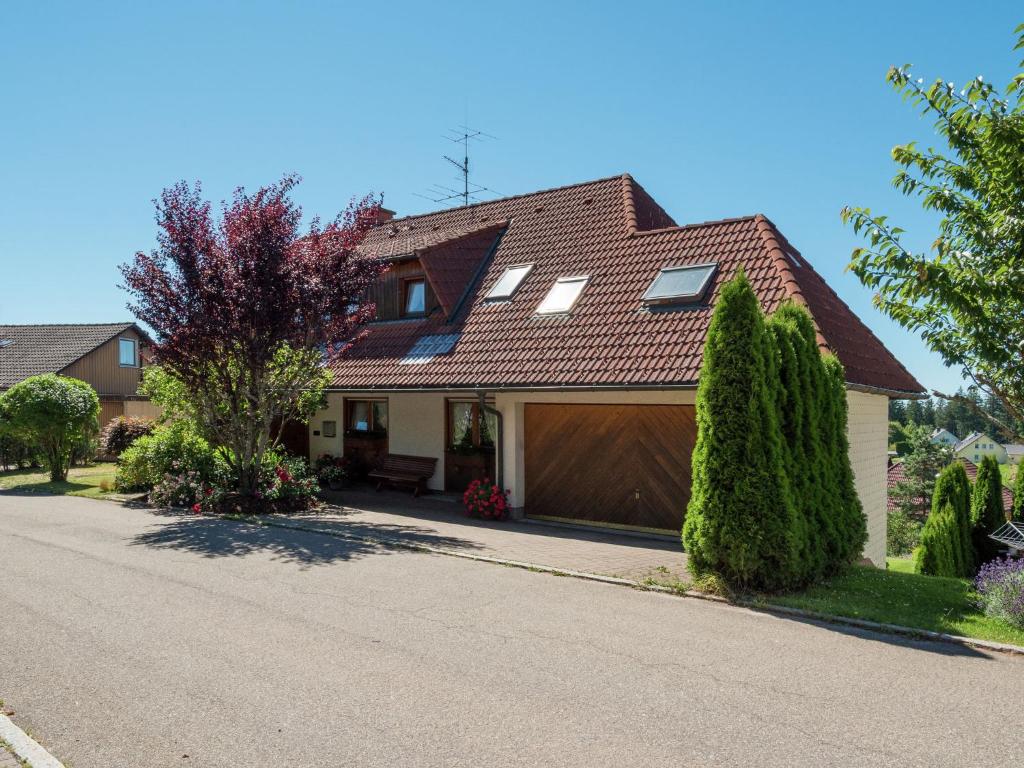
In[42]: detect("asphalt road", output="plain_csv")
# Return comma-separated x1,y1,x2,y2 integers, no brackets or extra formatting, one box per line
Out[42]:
0,494,1021,767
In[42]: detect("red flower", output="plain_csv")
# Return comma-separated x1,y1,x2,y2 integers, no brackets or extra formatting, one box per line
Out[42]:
191,503,202,514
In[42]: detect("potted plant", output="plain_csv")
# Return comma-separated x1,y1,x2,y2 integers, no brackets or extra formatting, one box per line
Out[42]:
315,454,351,490
463,478,509,521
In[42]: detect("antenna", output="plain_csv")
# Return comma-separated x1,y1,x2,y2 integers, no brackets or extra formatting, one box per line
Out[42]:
414,125,499,208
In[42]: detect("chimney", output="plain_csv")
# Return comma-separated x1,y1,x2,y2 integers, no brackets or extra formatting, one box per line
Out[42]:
375,207,396,224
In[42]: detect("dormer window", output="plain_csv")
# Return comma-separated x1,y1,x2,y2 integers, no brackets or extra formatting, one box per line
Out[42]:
403,278,426,316
485,264,533,301
536,276,589,315
642,263,717,307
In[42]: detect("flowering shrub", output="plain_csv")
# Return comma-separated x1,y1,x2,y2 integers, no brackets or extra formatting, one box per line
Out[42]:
463,478,508,520
314,453,350,484
975,557,1024,629
263,456,319,508
116,421,218,491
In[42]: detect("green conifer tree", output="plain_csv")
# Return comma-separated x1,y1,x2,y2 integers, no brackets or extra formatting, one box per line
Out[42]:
971,455,1005,565
1014,465,1024,521
914,501,959,577
930,462,973,576
683,270,799,590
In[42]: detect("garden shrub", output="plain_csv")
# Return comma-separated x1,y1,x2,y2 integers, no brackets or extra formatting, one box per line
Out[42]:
101,416,155,456
0,430,41,471
975,557,1024,629
463,478,509,520
116,421,218,491
931,462,974,576
683,270,799,591
913,501,960,577
822,354,867,565
971,455,1006,565
1015,465,1024,521
0,374,99,480
887,507,922,557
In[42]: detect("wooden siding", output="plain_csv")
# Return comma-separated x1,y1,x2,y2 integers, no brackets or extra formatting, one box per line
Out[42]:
98,399,125,431
60,328,146,397
366,258,439,321
524,403,696,531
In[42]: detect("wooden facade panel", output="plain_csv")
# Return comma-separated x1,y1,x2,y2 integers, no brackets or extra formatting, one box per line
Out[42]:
97,400,125,430
60,328,145,397
366,258,439,321
524,403,695,532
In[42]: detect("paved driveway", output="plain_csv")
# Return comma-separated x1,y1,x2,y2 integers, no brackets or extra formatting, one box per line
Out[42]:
0,493,1022,767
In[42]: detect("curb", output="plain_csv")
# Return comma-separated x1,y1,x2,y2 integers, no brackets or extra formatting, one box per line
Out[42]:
230,513,1024,658
0,713,65,768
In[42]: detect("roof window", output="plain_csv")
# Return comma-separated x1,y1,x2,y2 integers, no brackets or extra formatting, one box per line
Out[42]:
0,339,12,349
536,276,589,315
485,264,533,301
399,333,461,365
642,263,717,306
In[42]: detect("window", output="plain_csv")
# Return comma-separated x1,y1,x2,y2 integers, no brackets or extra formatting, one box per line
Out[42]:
322,420,337,438
404,279,426,316
346,400,387,435
642,263,717,306
118,338,138,367
448,400,497,452
399,333,461,365
536,276,589,315
485,264,533,301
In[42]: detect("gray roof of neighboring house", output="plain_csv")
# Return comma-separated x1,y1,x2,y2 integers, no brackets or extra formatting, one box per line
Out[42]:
953,431,987,452
0,322,141,388
1006,444,1024,455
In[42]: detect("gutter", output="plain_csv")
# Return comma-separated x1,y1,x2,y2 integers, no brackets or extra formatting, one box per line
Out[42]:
324,383,700,394
476,390,504,489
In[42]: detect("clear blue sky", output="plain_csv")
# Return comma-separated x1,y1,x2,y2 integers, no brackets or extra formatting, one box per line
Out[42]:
1,1,1020,394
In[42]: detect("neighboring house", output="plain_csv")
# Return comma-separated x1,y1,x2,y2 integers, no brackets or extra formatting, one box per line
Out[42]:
930,428,959,447
1005,444,1024,465
887,458,1014,519
309,174,925,566
953,432,1008,465
0,322,157,429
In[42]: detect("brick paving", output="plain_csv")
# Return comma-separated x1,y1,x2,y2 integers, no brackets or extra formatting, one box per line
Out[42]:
271,487,688,584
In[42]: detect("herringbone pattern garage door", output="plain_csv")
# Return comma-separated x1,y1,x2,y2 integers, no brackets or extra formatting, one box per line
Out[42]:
524,404,696,532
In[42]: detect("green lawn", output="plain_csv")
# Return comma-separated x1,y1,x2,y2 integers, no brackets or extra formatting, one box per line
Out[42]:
999,463,1017,487
762,557,1024,647
0,463,118,499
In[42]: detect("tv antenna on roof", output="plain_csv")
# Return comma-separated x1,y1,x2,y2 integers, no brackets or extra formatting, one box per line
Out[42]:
414,125,500,208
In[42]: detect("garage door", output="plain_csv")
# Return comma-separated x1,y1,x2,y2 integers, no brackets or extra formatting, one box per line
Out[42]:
524,403,696,532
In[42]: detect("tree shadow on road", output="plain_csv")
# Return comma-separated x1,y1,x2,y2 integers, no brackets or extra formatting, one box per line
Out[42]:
128,509,481,568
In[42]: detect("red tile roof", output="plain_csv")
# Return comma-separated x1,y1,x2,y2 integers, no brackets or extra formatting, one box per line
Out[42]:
330,174,925,394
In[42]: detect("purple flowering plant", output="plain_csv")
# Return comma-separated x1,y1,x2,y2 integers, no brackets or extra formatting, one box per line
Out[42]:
974,557,1024,629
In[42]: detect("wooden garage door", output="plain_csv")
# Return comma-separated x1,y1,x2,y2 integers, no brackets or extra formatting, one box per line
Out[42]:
524,403,696,532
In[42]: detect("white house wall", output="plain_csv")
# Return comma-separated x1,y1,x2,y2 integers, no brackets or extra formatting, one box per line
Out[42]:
846,390,888,567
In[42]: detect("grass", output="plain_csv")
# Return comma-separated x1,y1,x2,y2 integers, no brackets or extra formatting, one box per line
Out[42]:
998,462,1017,487
0,463,118,499
761,557,1024,647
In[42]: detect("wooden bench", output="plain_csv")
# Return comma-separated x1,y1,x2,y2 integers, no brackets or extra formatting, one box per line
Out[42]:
368,454,438,497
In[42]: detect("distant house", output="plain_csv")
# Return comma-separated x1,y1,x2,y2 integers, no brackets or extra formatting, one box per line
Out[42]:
888,457,1014,519
1005,444,1024,466
930,428,958,447
0,322,158,429
953,432,1008,465
309,173,926,567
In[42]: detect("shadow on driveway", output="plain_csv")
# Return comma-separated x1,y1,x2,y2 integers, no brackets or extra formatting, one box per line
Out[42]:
129,508,482,567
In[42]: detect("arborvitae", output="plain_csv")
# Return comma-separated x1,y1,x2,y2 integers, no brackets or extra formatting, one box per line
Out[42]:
683,270,799,590
971,455,1005,566
1014,465,1024,521
822,354,867,565
930,462,974,577
914,501,959,577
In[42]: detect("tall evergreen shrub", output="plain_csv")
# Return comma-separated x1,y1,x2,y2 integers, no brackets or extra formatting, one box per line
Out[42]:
822,355,867,564
683,271,799,590
916,462,973,576
1014,465,1024,521
971,455,1006,565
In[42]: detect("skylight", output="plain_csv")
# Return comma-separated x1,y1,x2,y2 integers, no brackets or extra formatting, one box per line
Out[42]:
485,264,533,301
399,333,461,365
536,276,589,315
642,263,717,306
0,339,11,349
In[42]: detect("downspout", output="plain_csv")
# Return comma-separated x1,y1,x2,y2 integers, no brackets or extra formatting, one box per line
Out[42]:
477,391,503,489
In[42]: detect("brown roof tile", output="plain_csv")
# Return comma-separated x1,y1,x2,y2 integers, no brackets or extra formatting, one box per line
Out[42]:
330,174,925,394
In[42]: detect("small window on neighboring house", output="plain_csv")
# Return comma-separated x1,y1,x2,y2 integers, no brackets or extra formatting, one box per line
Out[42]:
536,276,589,315
404,279,426,316
642,263,717,306
322,420,337,438
118,338,137,367
485,264,533,301
347,400,388,435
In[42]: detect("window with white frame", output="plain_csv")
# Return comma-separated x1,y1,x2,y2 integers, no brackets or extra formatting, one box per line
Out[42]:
536,276,589,315
485,264,533,301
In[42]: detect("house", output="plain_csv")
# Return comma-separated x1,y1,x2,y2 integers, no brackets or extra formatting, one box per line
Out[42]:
309,174,925,566
0,322,157,429
1005,444,1024,466
953,432,1008,465
888,458,1014,519
930,428,959,447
